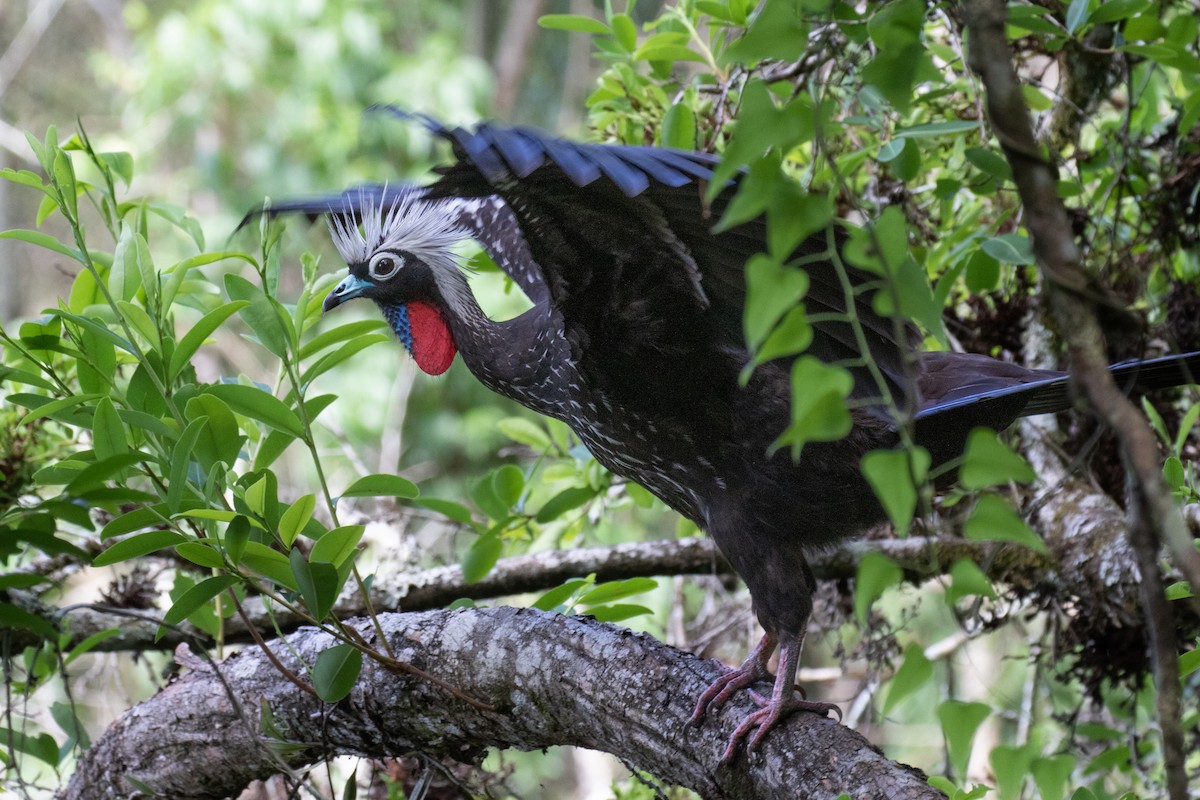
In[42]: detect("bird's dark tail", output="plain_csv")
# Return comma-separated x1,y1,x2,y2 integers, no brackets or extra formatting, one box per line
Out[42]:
913,351,1200,463
917,350,1200,422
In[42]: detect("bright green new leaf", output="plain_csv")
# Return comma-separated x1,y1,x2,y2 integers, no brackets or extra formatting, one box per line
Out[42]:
309,525,364,566
496,417,552,450
964,494,1048,553
1031,754,1077,800
744,254,809,349
937,700,991,778
855,551,902,624
861,447,930,533
491,464,525,509
960,428,1036,488
945,559,997,604
883,643,932,713
538,14,611,34
279,494,316,547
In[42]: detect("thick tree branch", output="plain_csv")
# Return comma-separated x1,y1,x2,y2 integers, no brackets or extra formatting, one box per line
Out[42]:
61,608,942,800
963,3,1198,796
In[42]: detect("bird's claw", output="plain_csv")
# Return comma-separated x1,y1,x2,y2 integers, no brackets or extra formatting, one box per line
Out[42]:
717,694,841,765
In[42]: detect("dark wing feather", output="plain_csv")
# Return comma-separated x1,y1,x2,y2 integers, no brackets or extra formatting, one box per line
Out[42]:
395,110,919,407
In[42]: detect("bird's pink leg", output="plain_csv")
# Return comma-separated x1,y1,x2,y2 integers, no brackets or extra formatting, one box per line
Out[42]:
687,632,778,724
689,631,841,763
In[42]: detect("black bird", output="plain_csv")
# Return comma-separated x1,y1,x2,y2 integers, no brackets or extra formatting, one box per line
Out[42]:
248,110,1200,761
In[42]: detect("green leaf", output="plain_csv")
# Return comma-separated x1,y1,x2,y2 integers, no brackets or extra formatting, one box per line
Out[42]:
981,234,1035,265
938,701,991,778
462,532,502,582
170,301,250,380
861,448,930,533
959,428,1036,488
339,473,419,501
586,603,653,622
309,525,365,567
1031,754,1077,800
18,393,104,427
0,229,85,264
660,103,696,150
946,559,997,604
964,250,1001,293
538,14,611,34
175,541,226,570
290,549,340,620
883,643,932,713
496,417,552,450
965,147,1013,181
93,530,188,567
610,13,637,51
1066,0,1092,33
237,541,298,590
412,497,475,525
964,494,1048,554
312,644,363,702
167,417,207,513
855,552,902,624
744,254,809,349
491,464,525,509
533,578,591,611
1179,645,1200,679
279,494,316,547
777,357,853,456
722,0,809,64
160,575,239,633
298,319,388,359
224,274,293,358
0,601,59,640
90,398,129,467
896,121,981,138
991,743,1038,799
204,383,305,438
535,486,597,523
580,577,657,605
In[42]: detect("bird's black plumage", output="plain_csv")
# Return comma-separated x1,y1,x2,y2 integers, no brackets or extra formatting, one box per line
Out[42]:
246,109,1200,760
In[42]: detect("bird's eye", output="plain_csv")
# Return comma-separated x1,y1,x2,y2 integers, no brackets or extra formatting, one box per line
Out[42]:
368,252,404,281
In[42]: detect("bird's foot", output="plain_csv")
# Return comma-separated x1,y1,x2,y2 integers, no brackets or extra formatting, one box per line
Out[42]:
718,687,841,764
687,633,776,726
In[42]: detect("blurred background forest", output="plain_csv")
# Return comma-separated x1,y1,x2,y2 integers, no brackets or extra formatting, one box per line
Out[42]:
1,0,621,500
2,0,1200,798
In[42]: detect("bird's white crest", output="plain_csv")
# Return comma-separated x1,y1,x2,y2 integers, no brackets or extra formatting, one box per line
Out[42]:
327,187,469,277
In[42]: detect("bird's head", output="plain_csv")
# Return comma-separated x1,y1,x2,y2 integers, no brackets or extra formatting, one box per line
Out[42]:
323,190,468,375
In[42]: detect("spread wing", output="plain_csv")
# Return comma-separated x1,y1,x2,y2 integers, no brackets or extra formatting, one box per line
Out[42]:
389,108,920,408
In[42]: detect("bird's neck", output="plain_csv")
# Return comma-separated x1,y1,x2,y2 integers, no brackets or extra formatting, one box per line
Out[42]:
435,273,569,415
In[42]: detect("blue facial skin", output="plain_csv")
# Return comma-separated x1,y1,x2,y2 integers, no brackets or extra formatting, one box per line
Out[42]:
382,304,413,351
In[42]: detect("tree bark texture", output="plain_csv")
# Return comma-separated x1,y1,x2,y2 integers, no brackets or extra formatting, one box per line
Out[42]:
61,607,941,800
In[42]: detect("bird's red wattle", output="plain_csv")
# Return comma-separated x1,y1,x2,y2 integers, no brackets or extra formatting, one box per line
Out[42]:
407,301,457,375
